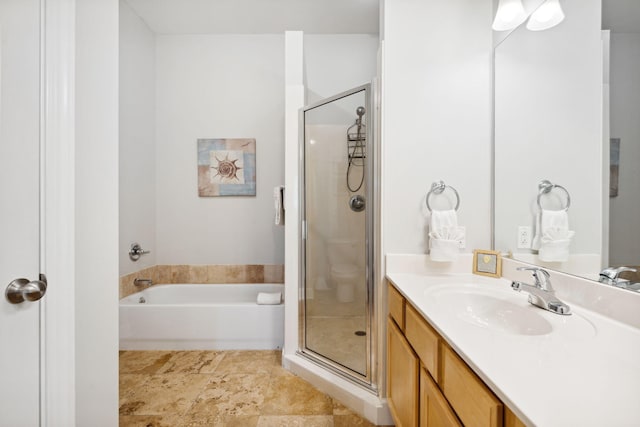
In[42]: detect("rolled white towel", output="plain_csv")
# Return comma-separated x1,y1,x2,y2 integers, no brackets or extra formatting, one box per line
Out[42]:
257,292,282,305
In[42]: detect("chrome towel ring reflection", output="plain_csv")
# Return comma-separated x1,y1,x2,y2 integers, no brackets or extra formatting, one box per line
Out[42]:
426,180,460,212
537,180,571,211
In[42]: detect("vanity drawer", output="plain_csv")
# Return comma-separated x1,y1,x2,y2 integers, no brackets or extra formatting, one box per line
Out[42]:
388,283,405,330
441,345,503,427
405,303,440,382
421,367,462,427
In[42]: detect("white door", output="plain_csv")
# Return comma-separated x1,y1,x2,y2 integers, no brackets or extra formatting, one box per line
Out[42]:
0,1,44,425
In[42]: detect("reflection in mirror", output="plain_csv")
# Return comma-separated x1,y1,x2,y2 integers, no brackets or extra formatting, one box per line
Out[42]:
494,0,640,289
494,0,603,278
604,0,640,286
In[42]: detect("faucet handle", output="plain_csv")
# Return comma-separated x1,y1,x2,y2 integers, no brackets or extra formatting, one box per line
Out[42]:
599,266,637,286
613,266,636,276
517,266,551,276
517,267,552,290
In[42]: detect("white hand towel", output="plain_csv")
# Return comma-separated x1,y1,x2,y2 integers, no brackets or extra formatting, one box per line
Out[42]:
429,238,460,262
532,209,570,250
273,186,285,225
257,292,282,305
429,210,461,262
430,209,458,232
532,209,574,261
538,239,572,262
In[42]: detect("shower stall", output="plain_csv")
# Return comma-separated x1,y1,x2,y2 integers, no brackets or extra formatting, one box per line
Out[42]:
298,84,376,390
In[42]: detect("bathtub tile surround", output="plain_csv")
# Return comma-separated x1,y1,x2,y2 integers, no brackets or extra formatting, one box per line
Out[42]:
188,265,209,283
119,350,386,427
264,264,285,283
119,264,284,299
171,265,190,283
156,264,172,284
119,265,158,298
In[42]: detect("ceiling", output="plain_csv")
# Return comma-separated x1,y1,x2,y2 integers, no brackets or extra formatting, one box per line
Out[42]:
124,0,380,35
125,1,638,36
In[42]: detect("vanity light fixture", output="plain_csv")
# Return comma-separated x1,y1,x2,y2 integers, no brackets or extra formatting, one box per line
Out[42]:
492,0,527,31
526,0,565,31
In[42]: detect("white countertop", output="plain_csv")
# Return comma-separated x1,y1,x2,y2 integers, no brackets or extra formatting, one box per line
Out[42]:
386,272,640,427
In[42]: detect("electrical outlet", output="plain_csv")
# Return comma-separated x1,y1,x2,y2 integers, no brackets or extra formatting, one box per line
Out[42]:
517,226,532,249
457,226,466,249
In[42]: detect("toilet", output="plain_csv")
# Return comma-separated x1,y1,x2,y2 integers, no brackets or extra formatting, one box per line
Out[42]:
327,239,360,303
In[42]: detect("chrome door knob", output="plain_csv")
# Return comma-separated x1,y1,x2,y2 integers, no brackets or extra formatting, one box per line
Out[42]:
5,275,47,304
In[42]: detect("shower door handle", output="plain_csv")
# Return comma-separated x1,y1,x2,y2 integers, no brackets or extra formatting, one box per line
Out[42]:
5,274,47,304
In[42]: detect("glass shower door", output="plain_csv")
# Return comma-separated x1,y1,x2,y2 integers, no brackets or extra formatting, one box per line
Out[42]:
300,84,373,386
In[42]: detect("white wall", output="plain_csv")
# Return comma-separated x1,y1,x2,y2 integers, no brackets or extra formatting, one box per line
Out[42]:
304,34,379,102
283,31,304,357
609,32,640,265
155,34,285,265
152,33,378,266
119,0,156,274
494,0,603,266
382,0,494,255
75,0,119,424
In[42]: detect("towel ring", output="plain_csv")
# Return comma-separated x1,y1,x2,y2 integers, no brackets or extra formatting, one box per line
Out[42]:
426,180,460,212
537,180,571,211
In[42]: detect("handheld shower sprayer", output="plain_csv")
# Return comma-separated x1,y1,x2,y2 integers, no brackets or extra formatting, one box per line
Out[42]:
347,106,367,193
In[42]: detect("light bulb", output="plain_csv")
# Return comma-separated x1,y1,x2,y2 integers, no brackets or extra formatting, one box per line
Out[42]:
527,0,565,31
493,0,527,31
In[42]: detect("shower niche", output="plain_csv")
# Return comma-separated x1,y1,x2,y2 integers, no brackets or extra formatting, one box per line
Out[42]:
299,84,375,389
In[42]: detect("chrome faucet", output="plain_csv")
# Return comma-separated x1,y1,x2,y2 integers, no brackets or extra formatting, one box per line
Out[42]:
598,266,637,287
511,267,571,315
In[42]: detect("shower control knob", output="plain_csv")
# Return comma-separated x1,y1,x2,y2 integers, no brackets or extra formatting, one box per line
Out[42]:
129,242,150,261
349,195,366,212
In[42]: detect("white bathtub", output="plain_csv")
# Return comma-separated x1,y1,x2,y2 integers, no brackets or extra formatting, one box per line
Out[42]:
119,284,284,350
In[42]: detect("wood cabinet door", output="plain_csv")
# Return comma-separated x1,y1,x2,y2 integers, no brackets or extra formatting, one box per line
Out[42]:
420,368,462,427
387,317,419,427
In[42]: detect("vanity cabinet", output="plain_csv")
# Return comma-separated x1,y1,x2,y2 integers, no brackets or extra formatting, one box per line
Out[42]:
387,318,419,427
421,367,461,427
387,282,525,427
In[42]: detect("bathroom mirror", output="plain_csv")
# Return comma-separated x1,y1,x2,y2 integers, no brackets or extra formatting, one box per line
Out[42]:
494,0,640,285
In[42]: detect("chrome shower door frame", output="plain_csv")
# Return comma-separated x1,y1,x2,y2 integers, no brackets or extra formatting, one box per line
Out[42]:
297,83,377,392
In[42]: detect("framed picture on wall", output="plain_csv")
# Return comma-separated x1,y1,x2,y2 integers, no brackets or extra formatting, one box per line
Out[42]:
197,138,256,197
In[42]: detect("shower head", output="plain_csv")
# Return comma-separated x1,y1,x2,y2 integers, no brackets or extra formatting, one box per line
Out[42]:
356,106,365,117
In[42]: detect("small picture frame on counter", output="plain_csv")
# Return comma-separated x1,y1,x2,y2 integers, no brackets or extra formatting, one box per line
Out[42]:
472,249,502,278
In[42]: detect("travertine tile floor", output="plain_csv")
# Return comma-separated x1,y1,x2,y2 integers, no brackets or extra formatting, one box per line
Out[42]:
305,288,369,374
120,350,391,427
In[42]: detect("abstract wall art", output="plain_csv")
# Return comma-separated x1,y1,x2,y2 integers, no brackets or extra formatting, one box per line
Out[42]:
198,138,256,196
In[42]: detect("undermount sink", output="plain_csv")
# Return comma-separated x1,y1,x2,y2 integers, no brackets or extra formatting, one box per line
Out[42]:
424,284,596,339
